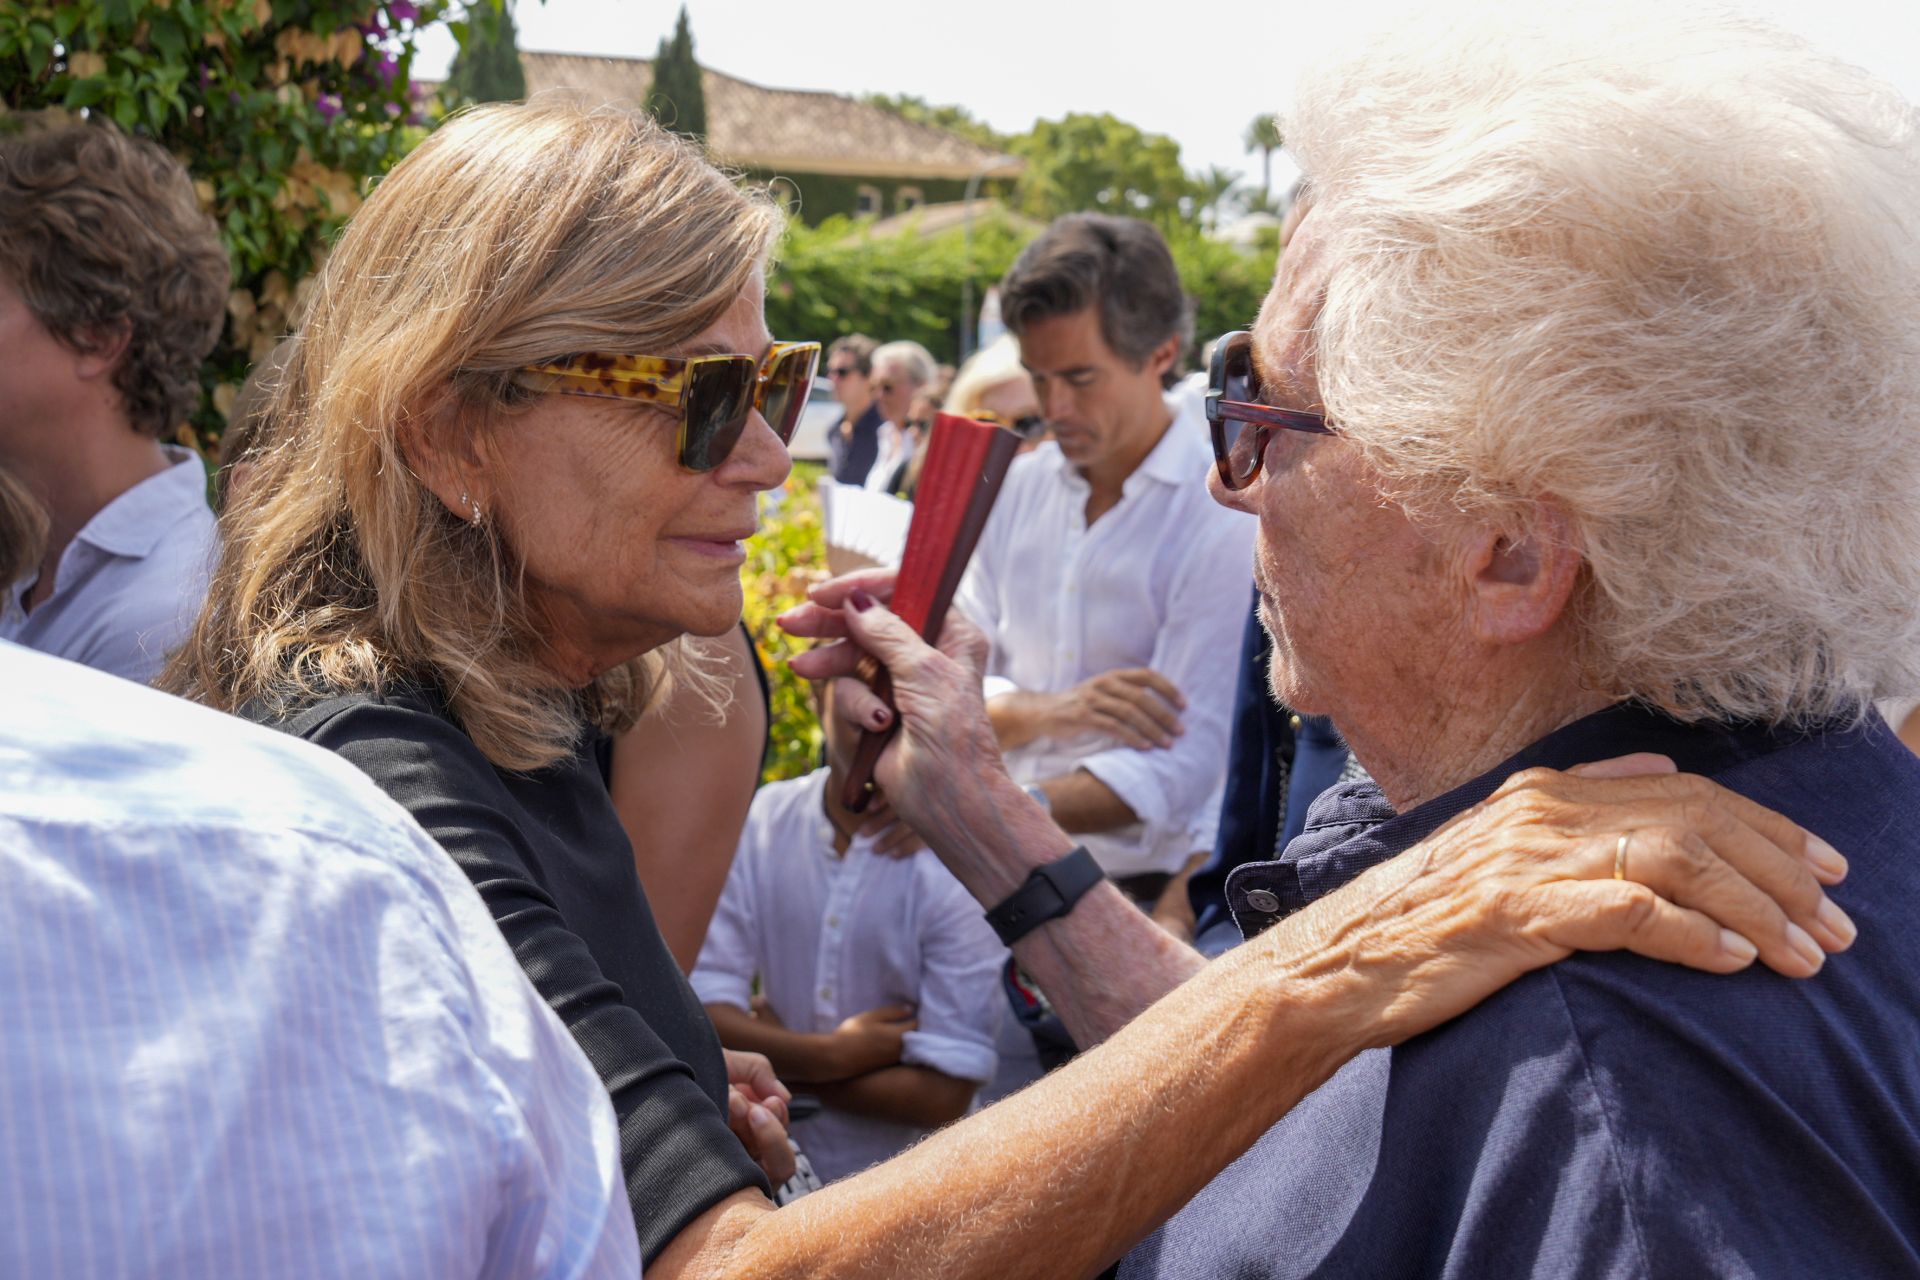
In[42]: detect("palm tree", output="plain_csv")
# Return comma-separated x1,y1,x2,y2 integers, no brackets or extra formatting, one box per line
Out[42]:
1243,113,1284,205
1196,165,1241,232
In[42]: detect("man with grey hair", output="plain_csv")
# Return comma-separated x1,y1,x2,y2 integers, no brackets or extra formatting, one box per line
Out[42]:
861,339,936,492
956,213,1253,905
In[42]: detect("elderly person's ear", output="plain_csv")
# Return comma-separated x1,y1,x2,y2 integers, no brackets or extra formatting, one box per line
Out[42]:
399,403,495,527
1463,502,1583,646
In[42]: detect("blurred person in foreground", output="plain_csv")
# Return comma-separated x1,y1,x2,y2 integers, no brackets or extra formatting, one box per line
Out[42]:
2,485,635,1273
798,7,1920,1275
0,118,227,683
955,213,1248,903
167,97,1847,1278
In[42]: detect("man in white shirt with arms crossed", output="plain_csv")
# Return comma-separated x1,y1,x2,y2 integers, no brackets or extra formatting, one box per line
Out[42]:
957,213,1254,901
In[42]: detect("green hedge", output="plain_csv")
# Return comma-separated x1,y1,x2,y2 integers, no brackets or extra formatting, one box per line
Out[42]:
766,209,1278,367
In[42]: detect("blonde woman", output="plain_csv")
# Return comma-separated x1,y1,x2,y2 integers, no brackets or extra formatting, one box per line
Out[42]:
167,100,1845,1277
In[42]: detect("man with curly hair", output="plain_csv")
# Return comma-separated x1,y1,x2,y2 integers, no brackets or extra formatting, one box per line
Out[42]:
0,117,229,683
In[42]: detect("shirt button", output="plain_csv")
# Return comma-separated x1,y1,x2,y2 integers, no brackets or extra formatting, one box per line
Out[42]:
819,986,833,1000
1244,888,1282,914
826,915,840,929
1289,715,1303,732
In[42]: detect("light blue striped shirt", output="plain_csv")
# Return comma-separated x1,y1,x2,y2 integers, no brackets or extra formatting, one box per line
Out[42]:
0,446,215,685
0,642,640,1278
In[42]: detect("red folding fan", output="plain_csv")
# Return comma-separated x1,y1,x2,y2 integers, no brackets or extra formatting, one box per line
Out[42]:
841,412,1022,812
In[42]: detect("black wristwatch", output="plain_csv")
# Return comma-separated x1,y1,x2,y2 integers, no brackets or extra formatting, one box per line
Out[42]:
984,845,1104,946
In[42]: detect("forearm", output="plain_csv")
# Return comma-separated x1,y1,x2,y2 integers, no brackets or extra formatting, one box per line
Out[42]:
986,690,1051,751
1037,769,1140,835
951,774,1205,1044
810,1065,977,1128
663,914,1362,1280
705,1003,846,1083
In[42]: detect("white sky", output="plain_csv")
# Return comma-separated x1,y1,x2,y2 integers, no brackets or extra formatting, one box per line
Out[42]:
415,0,1920,197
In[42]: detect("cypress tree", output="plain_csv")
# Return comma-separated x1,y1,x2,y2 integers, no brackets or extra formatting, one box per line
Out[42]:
648,6,706,143
447,2,527,104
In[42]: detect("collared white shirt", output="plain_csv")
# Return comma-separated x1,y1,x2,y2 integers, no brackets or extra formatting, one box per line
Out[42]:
956,393,1256,877
1,445,216,685
0,642,638,1279
690,769,1005,1183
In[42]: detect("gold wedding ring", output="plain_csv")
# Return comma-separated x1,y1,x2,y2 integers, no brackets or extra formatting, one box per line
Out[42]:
1614,831,1631,881
854,654,882,686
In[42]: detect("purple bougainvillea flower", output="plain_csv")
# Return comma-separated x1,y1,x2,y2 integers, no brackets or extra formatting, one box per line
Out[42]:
374,52,400,85
316,93,344,120
386,1,419,23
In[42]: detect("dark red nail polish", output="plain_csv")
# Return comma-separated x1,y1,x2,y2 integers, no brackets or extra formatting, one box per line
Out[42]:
869,707,890,727
849,589,875,613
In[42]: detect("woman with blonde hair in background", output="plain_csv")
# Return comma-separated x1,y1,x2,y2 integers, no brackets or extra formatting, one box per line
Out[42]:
167,97,1847,1277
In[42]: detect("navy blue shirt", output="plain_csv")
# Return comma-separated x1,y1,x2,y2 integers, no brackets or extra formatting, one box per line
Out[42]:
1125,702,1920,1278
828,402,883,485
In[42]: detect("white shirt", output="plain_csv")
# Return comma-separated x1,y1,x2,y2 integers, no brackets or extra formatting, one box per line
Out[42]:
1,445,215,684
956,394,1256,877
863,420,914,492
0,642,638,1279
690,769,1005,1183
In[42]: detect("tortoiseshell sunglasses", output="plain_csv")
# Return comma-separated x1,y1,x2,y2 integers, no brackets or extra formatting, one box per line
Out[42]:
1205,330,1335,490
513,341,822,472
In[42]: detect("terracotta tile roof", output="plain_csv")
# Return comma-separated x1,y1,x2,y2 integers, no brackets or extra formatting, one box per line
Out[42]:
520,52,1024,182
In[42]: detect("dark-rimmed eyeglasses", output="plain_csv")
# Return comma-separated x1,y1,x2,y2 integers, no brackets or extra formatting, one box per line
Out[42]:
826,365,861,380
1205,329,1334,490
513,341,822,472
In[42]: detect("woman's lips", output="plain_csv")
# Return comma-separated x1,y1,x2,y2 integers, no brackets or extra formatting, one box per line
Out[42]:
668,532,753,559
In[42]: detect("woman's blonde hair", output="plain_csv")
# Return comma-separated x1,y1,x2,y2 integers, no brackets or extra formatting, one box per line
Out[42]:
1287,4,1920,726
165,98,781,770
945,335,1027,420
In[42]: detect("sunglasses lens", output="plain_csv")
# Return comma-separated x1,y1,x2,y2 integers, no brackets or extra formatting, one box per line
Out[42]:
681,359,757,471
759,345,819,444
1219,338,1264,485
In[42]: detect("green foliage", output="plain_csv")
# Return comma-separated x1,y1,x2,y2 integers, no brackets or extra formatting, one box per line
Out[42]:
647,3,703,142
742,463,829,782
446,0,524,105
0,0,471,452
766,208,1277,368
765,209,1034,364
742,167,977,225
1010,112,1198,232
859,91,1009,150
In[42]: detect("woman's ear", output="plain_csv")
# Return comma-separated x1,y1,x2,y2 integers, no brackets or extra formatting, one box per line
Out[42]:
1464,501,1584,646
399,403,492,526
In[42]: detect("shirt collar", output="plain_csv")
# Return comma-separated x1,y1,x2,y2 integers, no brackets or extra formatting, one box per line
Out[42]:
1228,702,1829,932
1131,390,1213,489
75,446,209,560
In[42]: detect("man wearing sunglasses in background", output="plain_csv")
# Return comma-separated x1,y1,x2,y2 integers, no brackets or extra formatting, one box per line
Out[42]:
955,213,1254,910
824,333,882,486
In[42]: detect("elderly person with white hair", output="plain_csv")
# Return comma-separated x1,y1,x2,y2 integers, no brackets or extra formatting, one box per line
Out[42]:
861,339,935,492
792,6,1920,1276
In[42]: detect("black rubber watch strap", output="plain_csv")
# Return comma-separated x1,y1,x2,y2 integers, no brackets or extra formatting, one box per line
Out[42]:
984,845,1104,946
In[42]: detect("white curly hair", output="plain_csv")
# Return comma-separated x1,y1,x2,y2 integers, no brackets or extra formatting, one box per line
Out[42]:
1286,3,1920,726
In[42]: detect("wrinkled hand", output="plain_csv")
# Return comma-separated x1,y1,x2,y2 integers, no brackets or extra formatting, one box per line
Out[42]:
1295,752,1856,1052
829,1003,917,1079
781,569,1007,842
723,1049,795,1185
1040,667,1187,749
